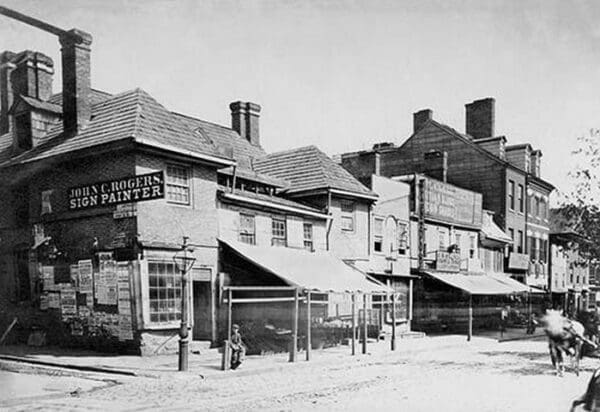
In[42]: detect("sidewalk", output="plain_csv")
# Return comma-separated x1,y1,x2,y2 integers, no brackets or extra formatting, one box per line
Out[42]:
0,334,511,379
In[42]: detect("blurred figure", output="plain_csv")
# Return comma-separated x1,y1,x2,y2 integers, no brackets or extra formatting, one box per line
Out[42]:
230,324,246,370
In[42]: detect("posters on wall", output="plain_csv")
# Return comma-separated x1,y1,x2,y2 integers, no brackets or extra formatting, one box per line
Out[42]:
47,291,60,309
40,292,49,310
69,264,79,289
78,260,93,294
60,288,77,321
118,315,133,341
116,262,134,341
42,266,54,291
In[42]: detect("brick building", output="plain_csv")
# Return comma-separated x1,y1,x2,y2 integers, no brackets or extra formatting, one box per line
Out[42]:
341,98,554,289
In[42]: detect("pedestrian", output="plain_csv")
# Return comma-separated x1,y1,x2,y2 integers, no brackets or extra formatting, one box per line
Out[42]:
526,312,538,335
500,306,509,333
230,324,245,370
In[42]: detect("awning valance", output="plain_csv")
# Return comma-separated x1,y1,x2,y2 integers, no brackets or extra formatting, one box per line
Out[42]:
424,270,531,295
219,238,392,293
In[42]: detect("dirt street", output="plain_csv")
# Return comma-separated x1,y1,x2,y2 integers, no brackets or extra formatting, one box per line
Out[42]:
3,337,598,411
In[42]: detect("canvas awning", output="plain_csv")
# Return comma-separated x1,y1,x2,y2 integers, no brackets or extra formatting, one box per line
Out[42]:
423,270,531,295
481,212,512,244
219,238,392,293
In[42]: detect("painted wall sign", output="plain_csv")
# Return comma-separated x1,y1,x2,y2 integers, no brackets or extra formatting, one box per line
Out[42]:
68,171,164,210
508,252,530,270
422,178,483,227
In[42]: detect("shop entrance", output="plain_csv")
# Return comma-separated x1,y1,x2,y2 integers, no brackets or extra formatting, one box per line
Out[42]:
192,272,213,341
14,247,30,301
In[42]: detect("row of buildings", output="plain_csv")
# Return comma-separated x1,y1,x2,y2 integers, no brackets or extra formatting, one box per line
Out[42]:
0,25,593,355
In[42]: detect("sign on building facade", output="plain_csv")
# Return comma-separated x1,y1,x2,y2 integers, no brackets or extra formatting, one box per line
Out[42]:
423,178,483,227
68,171,164,210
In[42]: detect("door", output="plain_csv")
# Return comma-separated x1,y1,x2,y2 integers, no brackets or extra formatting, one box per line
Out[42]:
14,247,31,301
191,267,213,341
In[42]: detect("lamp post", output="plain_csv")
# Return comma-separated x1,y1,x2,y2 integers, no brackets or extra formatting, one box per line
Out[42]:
173,236,196,372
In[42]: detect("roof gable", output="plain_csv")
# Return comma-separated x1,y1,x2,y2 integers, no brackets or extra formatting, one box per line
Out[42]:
253,145,376,198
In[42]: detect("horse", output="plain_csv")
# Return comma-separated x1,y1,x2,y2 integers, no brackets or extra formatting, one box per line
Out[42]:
541,310,590,377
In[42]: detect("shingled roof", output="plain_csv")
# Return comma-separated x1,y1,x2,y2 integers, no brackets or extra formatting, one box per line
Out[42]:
173,112,266,169
253,145,376,198
0,88,231,167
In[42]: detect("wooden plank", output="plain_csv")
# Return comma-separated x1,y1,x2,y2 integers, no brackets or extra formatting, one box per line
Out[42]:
306,291,311,361
289,289,299,363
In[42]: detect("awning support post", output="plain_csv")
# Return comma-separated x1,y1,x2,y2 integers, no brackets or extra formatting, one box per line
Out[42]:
289,288,299,362
306,291,311,361
408,278,413,330
391,293,397,351
351,292,356,356
362,293,368,354
222,288,232,371
467,294,473,342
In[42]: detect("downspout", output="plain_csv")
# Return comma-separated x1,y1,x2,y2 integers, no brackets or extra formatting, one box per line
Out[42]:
231,164,237,193
326,189,333,251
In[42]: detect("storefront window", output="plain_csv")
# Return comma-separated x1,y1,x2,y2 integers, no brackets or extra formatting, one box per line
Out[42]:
148,261,182,323
166,164,190,205
397,222,408,254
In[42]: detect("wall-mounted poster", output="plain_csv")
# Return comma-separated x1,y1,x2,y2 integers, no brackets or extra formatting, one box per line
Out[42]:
117,262,132,315
47,291,60,309
78,260,93,294
118,315,133,341
70,264,79,289
60,288,77,320
40,292,49,310
42,266,54,291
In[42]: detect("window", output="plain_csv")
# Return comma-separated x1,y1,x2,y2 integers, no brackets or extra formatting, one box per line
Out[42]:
148,261,182,323
517,230,523,253
508,180,515,210
469,235,476,258
272,217,287,246
540,198,547,219
397,222,408,253
455,233,462,253
340,200,355,231
373,217,384,253
535,197,540,217
303,223,313,251
239,214,256,244
527,194,533,215
508,229,514,253
438,229,446,251
539,239,547,263
518,184,524,213
13,185,29,227
166,164,190,205
532,237,540,261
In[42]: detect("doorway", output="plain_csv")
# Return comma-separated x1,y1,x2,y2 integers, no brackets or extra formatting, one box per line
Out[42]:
14,247,31,301
191,267,214,341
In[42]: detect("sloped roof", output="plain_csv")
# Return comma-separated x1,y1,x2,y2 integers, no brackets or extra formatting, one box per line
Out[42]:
0,88,230,167
549,208,581,236
47,89,113,106
173,112,266,169
217,186,326,217
253,145,376,198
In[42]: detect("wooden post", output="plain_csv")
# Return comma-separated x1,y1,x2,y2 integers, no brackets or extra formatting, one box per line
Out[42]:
362,293,368,354
306,291,311,361
289,288,299,362
221,339,230,371
227,288,232,339
391,293,397,351
351,293,356,356
408,278,413,330
467,294,473,342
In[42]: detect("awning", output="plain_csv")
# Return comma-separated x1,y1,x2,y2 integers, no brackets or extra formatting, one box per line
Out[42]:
481,212,512,244
220,238,392,293
424,271,531,295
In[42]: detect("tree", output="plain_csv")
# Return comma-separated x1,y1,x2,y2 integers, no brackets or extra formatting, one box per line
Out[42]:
556,129,600,261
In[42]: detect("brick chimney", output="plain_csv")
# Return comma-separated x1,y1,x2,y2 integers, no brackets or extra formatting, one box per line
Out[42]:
230,101,261,146
423,150,448,182
0,50,16,135
60,29,92,135
413,109,432,133
10,51,54,101
465,97,495,139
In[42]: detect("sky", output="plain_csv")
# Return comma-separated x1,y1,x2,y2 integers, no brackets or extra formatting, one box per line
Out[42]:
2,0,600,202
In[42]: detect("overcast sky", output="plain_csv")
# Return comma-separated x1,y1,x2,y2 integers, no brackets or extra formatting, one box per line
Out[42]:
2,0,600,200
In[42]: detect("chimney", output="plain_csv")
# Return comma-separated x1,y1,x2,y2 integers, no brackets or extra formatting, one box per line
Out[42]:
10,51,54,101
0,50,16,135
465,97,495,139
531,149,542,177
423,150,448,182
230,101,261,146
60,29,92,135
413,109,432,133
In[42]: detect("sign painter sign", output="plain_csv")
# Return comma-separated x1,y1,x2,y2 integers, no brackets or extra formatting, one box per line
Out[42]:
68,171,164,210
436,251,462,272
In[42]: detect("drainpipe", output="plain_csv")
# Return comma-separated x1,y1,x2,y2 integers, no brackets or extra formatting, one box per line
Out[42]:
231,164,237,193
326,189,333,251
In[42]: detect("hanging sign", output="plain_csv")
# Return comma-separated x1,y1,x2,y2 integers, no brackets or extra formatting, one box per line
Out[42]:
68,171,164,210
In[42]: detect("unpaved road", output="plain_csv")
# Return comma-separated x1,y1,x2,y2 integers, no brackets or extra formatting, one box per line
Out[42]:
2,337,596,411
